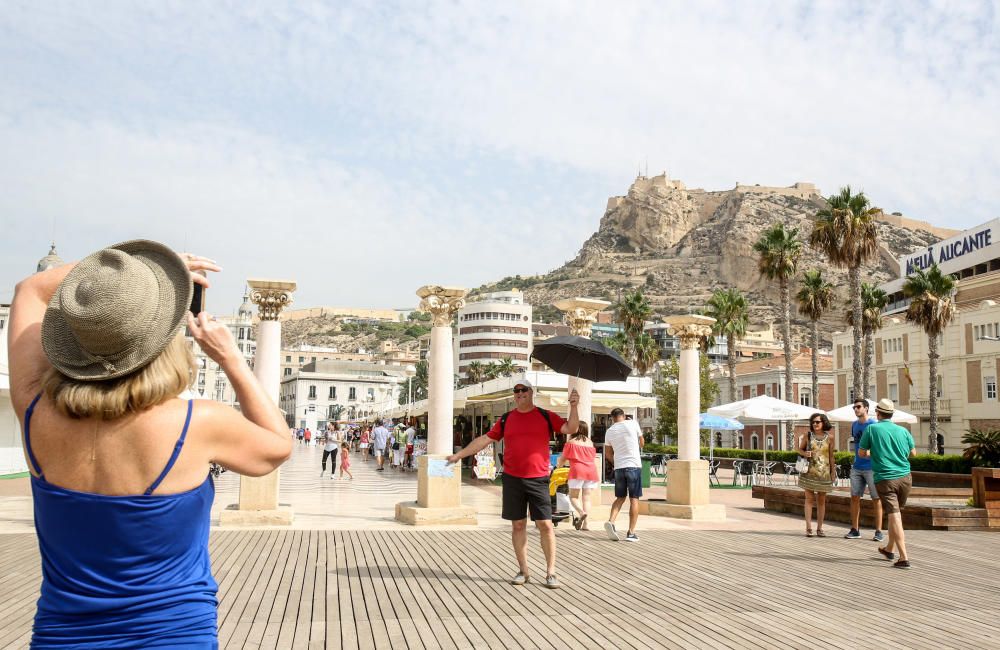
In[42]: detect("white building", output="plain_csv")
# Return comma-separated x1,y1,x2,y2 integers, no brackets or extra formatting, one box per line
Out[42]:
832,219,1000,454
278,359,406,430
187,292,256,407
455,290,533,379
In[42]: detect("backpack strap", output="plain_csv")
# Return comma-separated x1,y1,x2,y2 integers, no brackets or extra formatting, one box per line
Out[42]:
500,408,556,436
500,411,511,435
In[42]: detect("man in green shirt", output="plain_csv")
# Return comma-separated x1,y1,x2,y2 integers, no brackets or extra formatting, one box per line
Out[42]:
859,399,916,568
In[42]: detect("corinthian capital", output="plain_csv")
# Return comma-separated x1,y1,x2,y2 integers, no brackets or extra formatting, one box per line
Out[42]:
247,278,297,321
416,285,467,327
554,297,612,337
664,314,716,349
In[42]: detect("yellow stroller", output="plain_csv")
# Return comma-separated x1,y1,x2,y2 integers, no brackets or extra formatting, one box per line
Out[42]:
549,466,572,527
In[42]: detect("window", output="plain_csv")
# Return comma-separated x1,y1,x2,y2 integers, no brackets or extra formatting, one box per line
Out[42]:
284,368,291,376
750,386,758,397
238,328,245,340
349,387,357,401
286,355,291,362
308,385,317,399
765,385,773,398
367,387,375,401
751,434,759,450
975,325,981,340
329,386,337,399
889,383,898,401
766,434,774,451
299,356,305,363
799,389,811,407
937,375,943,398
715,433,722,447
987,376,997,401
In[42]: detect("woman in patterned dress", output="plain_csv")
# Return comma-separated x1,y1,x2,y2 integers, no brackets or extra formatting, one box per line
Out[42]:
797,413,836,537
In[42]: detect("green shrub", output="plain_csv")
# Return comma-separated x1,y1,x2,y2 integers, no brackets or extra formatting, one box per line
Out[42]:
908,454,972,474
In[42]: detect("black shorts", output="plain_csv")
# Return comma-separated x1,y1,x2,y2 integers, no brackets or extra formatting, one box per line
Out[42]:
502,475,552,521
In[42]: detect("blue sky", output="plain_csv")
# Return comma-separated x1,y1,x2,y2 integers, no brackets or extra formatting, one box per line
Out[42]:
1,1,998,314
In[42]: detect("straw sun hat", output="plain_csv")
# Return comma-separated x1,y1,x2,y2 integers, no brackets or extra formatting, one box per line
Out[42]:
41,240,192,381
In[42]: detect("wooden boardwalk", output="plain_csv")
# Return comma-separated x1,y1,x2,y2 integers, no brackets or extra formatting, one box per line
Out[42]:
1,527,999,649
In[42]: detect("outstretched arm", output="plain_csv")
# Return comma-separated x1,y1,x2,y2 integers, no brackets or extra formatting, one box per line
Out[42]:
558,389,581,435
446,434,494,464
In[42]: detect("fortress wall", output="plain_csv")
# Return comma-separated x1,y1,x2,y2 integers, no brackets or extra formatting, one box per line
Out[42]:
734,182,820,198
281,307,400,322
877,214,959,240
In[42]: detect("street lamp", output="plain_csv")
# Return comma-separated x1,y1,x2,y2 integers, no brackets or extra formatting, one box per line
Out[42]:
404,364,417,416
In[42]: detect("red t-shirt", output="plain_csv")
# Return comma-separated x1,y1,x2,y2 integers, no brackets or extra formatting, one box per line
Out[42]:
487,408,566,479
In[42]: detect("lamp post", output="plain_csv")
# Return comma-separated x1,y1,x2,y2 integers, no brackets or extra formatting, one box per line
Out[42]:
404,363,417,416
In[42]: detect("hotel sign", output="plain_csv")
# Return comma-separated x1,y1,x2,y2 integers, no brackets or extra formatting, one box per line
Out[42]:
903,222,996,276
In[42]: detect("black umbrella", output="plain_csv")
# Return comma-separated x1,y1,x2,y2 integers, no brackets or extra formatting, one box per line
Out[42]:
530,335,632,382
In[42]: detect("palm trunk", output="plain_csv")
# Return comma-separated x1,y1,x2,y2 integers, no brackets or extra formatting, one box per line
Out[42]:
849,265,864,399
781,279,794,449
728,334,737,403
863,329,873,400
811,319,819,408
928,333,939,453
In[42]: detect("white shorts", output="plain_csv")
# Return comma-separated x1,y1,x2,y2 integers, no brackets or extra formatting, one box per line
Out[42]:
360,443,369,449
568,479,599,490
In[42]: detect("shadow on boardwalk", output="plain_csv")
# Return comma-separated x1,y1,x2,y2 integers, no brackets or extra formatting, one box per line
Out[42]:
1,527,999,649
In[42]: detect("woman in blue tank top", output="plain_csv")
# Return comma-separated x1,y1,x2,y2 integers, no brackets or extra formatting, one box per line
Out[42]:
7,240,293,649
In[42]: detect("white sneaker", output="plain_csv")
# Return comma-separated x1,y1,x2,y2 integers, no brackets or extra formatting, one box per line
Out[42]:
604,521,620,541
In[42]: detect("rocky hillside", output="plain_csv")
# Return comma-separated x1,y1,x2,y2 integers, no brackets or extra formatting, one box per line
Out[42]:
474,173,947,347
278,315,430,352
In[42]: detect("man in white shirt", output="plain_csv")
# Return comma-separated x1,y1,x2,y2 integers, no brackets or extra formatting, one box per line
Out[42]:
372,420,390,471
603,408,643,542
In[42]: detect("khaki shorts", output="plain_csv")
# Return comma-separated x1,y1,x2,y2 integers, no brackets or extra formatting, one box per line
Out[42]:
876,475,912,514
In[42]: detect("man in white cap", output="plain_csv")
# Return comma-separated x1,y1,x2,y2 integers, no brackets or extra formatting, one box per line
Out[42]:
447,379,579,589
859,398,916,568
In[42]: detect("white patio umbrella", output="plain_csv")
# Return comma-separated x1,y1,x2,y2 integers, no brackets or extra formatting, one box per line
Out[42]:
708,395,821,463
826,399,918,424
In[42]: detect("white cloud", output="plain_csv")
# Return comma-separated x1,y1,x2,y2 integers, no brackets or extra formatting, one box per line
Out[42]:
1,1,998,309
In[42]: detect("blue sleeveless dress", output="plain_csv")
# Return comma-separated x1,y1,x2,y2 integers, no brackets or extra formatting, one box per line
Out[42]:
24,396,218,649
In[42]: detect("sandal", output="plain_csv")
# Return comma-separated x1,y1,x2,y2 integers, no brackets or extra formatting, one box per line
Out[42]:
575,513,588,531
878,546,896,561
806,528,814,537
816,529,826,537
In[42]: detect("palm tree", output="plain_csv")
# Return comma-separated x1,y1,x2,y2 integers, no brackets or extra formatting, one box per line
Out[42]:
903,263,956,452
796,269,835,408
633,332,660,376
705,288,749,402
754,222,803,446
495,357,516,377
615,288,653,340
466,360,486,385
810,186,881,400
483,363,500,381
846,283,888,400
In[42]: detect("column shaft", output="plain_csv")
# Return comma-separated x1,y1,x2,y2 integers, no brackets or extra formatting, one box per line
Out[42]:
677,344,700,461
428,325,454,456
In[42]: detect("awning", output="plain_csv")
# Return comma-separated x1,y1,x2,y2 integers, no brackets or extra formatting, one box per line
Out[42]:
539,392,656,413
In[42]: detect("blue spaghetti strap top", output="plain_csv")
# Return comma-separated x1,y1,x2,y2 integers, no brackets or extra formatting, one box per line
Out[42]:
24,396,218,649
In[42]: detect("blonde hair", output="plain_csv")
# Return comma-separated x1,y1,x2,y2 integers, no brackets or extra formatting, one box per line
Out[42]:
43,334,196,420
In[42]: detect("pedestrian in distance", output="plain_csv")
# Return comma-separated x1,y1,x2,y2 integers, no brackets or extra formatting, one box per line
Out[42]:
797,413,837,537
359,427,370,461
447,379,580,589
372,420,390,471
339,442,354,480
320,426,339,477
859,399,917,568
7,241,292,647
304,428,312,446
404,420,416,470
392,423,406,469
845,399,885,541
557,422,597,531
603,408,644,542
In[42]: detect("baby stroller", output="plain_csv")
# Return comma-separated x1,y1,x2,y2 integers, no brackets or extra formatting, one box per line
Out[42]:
548,467,572,527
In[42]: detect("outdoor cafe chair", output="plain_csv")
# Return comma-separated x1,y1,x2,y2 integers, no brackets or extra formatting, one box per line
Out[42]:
708,460,721,486
782,461,798,486
732,460,752,487
753,461,776,486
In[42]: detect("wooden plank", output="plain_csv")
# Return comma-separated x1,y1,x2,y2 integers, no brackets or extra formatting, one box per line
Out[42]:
332,530,359,650
291,530,319,648
275,529,309,649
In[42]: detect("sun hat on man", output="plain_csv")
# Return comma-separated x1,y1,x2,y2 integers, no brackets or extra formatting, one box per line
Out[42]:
513,378,533,390
875,398,895,416
41,240,192,381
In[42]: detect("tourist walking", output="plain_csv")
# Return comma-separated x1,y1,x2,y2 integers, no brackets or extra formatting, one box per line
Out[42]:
304,428,312,446
797,413,837,537
7,242,292,648
321,427,341,478
372,420,390,471
845,399,884,541
603,408,644,542
339,442,354,480
404,420,416,470
447,380,580,589
392,423,407,469
359,427,371,461
859,399,916,568
557,422,596,531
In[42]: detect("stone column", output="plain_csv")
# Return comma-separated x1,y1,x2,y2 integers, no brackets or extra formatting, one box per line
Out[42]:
553,298,611,438
650,315,726,521
219,279,296,526
396,286,476,526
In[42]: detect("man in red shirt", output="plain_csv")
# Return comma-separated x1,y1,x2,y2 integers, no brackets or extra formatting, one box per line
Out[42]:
448,379,580,589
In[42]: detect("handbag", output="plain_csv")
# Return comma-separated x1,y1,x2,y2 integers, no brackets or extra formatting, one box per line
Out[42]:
795,432,812,474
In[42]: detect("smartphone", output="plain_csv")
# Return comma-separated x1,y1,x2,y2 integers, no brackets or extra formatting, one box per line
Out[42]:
190,280,206,316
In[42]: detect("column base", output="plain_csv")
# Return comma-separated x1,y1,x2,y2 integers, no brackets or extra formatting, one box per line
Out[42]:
643,501,727,521
218,505,294,527
395,501,478,526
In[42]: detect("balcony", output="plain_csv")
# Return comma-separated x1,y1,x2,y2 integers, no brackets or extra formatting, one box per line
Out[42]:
908,398,951,416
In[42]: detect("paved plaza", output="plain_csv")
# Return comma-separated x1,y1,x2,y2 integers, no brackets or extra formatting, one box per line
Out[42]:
1,445,999,648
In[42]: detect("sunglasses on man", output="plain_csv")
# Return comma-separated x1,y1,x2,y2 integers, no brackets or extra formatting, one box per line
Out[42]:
512,387,531,394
